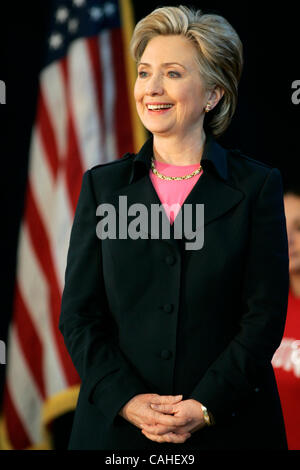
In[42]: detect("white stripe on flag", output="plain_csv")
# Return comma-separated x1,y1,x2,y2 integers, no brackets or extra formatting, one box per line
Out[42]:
50,175,73,292
40,62,67,158
69,38,103,170
28,127,55,233
6,326,43,444
99,31,118,163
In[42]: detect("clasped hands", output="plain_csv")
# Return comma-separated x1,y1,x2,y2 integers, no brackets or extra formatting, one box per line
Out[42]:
119,393,206,444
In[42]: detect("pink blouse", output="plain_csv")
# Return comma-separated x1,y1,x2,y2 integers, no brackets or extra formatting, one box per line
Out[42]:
149,160,203,224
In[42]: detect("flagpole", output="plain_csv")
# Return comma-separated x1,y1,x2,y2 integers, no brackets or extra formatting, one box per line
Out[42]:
119,0,147,153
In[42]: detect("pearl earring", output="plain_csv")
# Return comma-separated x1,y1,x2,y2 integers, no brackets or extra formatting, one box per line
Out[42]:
205,102,211,113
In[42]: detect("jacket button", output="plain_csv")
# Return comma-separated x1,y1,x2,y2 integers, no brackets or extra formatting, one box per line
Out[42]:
165,255,176,265
163,304,174,313
160,349,172,360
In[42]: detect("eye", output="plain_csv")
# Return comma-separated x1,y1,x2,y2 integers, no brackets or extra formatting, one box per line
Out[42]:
168,71,181,78
138,70,148,78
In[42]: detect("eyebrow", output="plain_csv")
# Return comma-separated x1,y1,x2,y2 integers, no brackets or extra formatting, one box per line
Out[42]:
138,62,186,69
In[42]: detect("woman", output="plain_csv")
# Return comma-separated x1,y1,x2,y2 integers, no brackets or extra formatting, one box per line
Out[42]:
59,6,289,450
272,187,300,449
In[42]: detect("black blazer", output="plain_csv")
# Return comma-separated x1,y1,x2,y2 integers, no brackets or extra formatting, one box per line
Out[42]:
59,133,289,450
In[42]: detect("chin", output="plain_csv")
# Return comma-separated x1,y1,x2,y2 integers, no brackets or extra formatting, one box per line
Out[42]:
142,123,173,135
139,116,174,134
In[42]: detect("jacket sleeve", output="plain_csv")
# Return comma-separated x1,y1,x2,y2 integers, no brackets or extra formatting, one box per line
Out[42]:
59,170,149,424
189,167,289,422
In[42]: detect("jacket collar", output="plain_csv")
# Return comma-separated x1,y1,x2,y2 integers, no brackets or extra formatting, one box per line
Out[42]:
108,132,243,248
129,132,228,184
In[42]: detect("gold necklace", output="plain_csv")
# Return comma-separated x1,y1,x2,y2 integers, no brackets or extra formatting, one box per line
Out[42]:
151,156,202,181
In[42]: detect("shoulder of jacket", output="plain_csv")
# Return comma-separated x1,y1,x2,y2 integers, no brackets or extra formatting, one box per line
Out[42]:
88,152,134,174
226,148,282,196
228,148,273,170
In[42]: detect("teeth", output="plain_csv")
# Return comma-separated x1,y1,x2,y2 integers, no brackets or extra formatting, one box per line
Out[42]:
147,104,173,110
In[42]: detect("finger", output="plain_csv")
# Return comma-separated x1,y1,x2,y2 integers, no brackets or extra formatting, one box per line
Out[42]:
163,432,191,443
142,423,191,435
152,411,190,427
141,423,177,435
141,429,170,443
150,403,175,414
142,429,191,443
150,394,183,405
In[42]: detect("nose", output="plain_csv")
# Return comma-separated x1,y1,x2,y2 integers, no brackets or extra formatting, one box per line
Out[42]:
145,73,164,96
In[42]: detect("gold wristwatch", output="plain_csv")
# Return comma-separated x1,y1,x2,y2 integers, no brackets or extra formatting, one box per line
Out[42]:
201,404,215,426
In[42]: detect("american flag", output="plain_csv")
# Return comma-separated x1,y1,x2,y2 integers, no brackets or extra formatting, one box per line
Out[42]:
0,0,145,449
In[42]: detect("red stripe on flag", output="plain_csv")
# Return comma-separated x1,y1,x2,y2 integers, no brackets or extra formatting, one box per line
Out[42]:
3,383,31,449
14,284,46,399
60,59,85,212
111,28,134,157
36,90,59,180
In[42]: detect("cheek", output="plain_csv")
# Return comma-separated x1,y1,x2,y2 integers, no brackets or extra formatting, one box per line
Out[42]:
178,95,202,119
176,85,205,114
294,233,300,245
134,81,143,104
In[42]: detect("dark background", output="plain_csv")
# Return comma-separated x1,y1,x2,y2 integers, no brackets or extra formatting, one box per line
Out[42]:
0,0,299,448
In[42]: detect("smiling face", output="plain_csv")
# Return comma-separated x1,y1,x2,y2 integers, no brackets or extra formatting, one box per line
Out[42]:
284,193,300,274
134,34,212,139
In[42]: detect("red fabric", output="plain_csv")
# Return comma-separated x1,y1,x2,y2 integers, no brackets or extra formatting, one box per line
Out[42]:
273,288,300,449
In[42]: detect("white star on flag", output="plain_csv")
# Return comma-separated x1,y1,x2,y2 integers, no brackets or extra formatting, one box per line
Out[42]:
49,33,64,49
104,2,116,16
89,7,103,21
73,0,86,7
55,7,69,23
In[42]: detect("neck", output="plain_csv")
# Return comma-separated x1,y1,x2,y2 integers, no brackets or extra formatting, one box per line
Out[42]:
290,272,300,298
153,128,206,166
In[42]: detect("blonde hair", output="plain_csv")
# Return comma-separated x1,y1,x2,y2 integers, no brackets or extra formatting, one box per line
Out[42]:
130,5,243,138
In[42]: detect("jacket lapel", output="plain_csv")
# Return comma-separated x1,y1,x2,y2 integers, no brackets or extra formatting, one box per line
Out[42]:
108,134,244,248
180,165,244,239
109,173,173,243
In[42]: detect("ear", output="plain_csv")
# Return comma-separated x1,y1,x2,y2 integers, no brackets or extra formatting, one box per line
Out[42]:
208,86,225,110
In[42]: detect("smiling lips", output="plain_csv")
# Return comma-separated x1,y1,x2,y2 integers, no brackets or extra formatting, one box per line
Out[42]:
146,103,174,112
